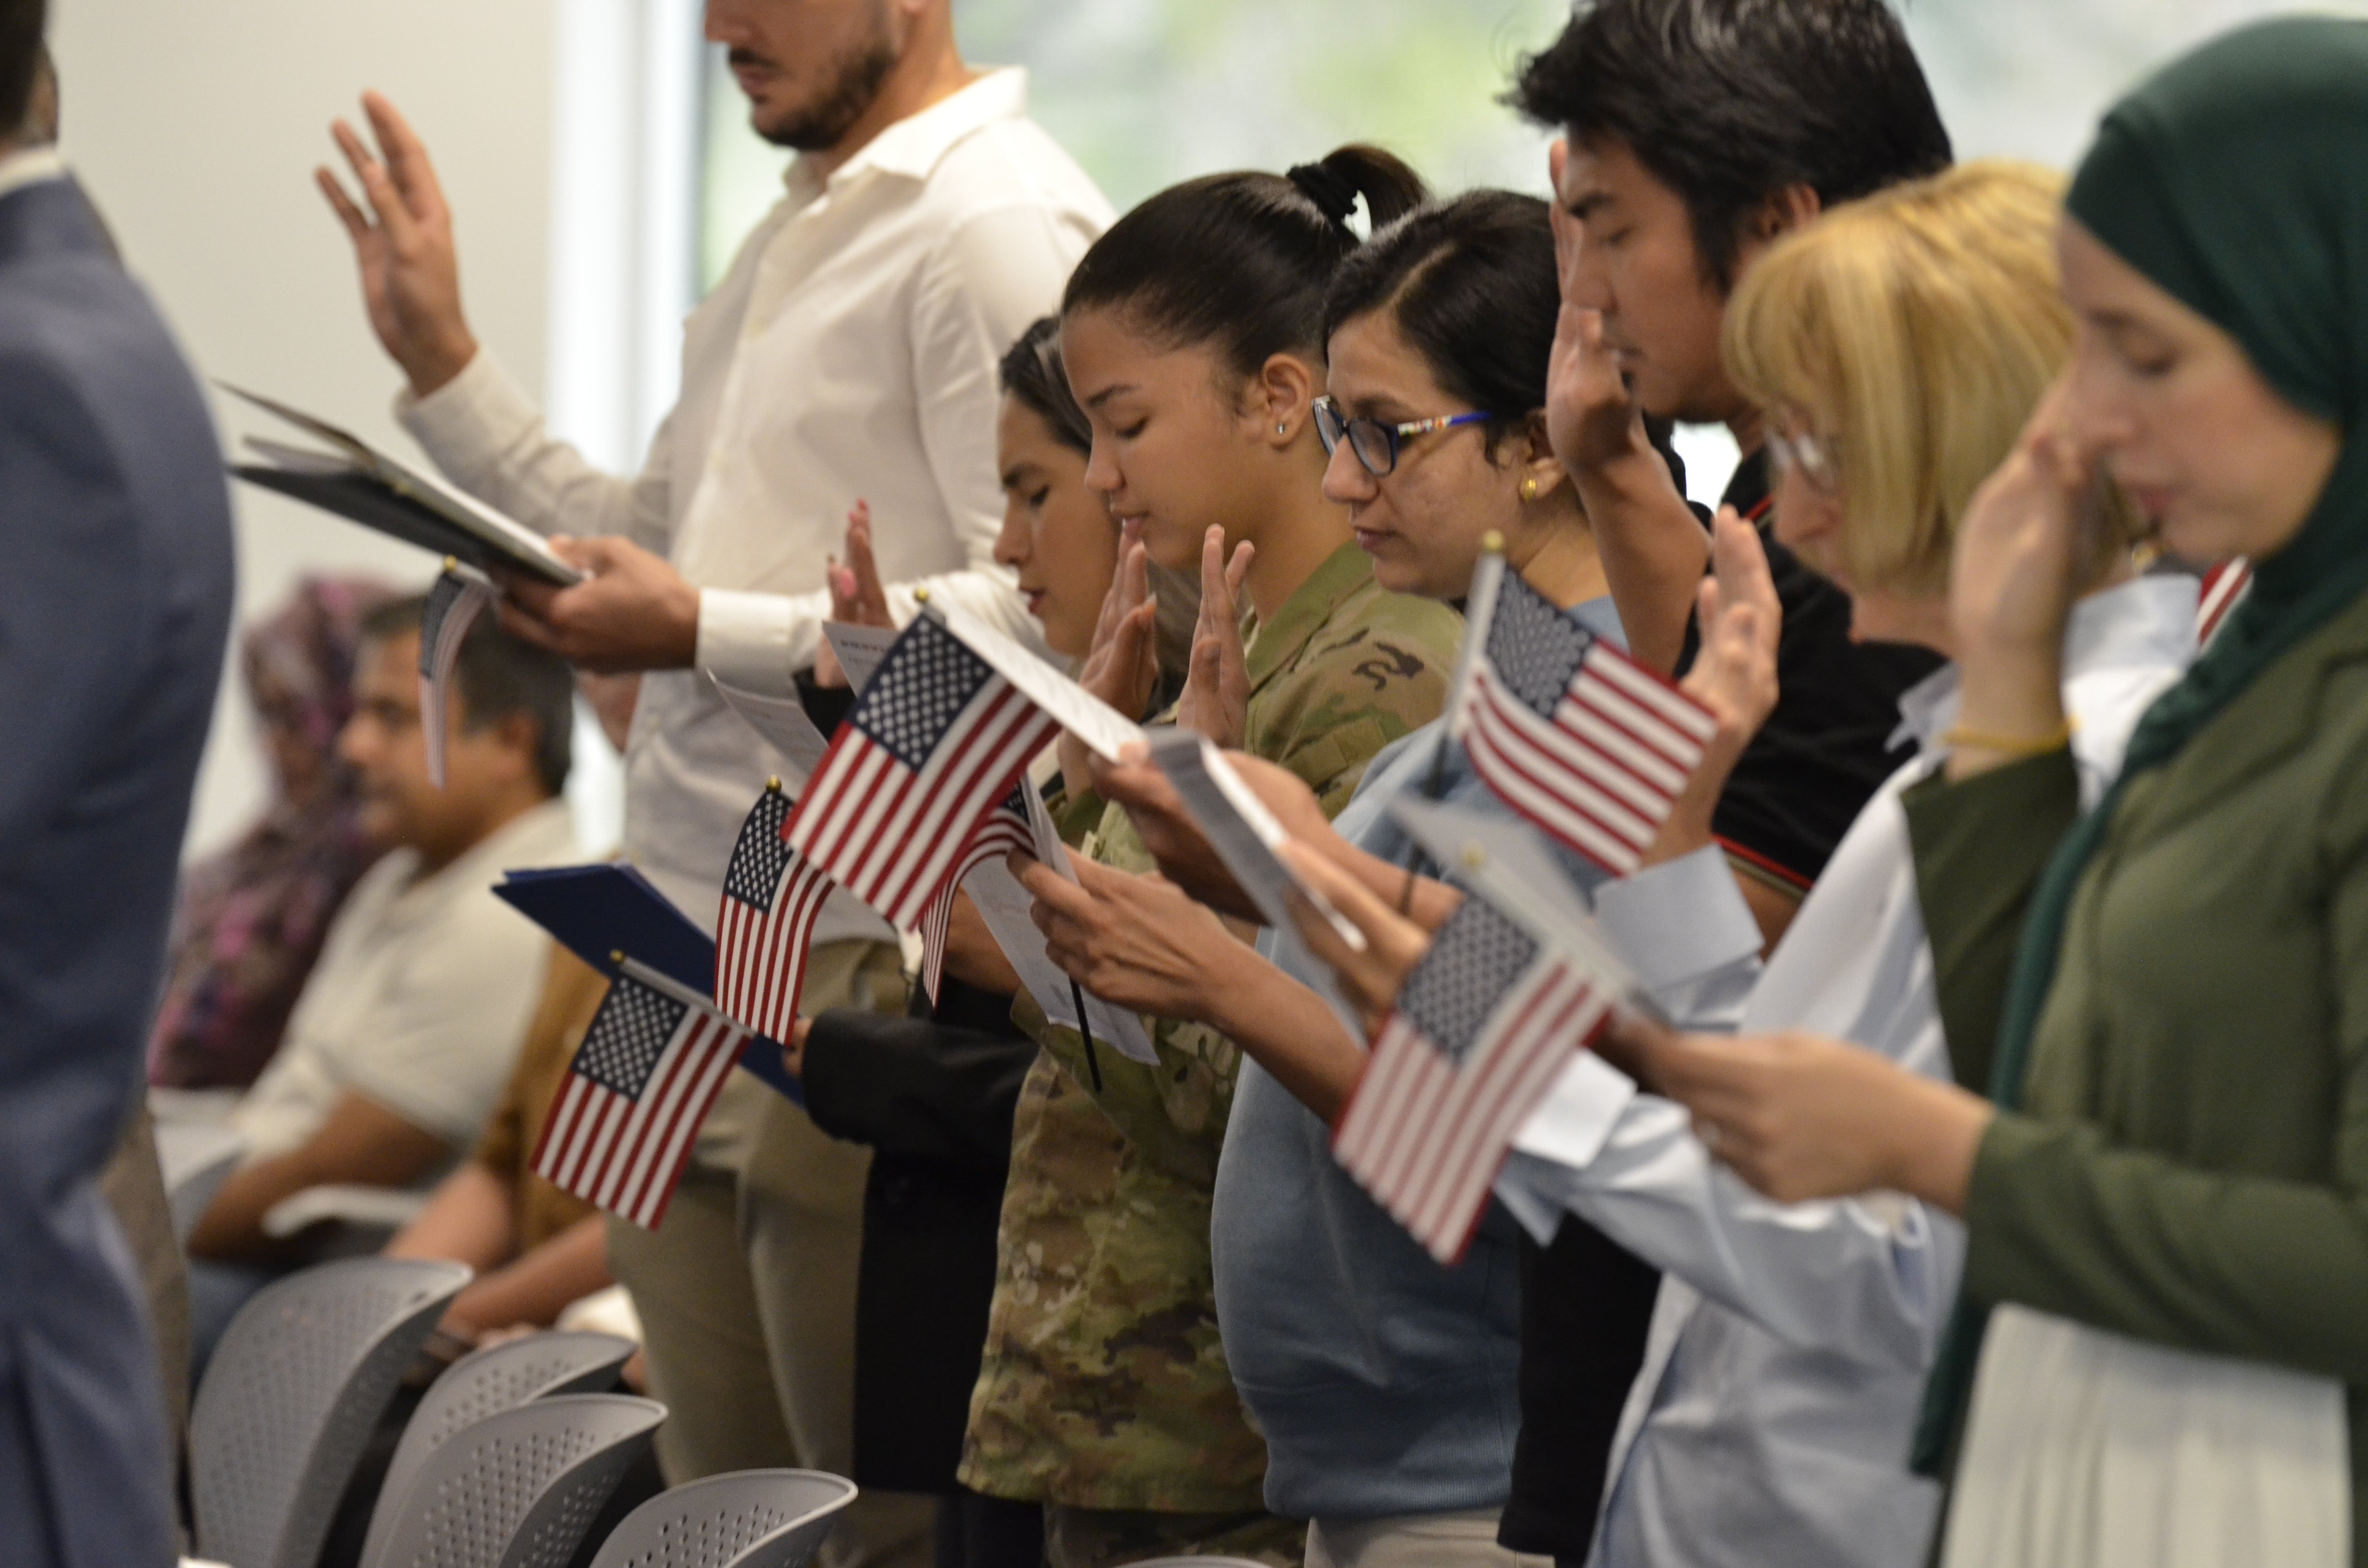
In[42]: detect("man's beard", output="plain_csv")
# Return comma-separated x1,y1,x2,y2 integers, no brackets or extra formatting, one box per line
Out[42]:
750,23,897,152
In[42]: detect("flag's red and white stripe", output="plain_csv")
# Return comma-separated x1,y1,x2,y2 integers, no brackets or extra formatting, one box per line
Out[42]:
784,627,1060,931
919,803,1036,1003
715,786,835,1046
1449,561,1715,876
530,973,748,1229
2198,558,2250,646
1335,958,1612,1265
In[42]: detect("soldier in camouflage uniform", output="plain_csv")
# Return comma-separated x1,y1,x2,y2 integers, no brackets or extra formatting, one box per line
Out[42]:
959,539,1463,1566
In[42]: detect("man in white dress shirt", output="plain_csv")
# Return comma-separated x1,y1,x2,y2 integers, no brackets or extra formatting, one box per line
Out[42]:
318,3,1111,1560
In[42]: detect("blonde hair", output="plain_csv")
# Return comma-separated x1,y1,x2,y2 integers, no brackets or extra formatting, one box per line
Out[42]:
1725,159,2129,597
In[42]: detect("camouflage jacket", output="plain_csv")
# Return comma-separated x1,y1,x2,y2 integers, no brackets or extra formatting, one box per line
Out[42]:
958,542,1464,1510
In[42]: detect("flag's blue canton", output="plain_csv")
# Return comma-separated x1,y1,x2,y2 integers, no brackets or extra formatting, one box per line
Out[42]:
1399,897,1539,1064
574,975,689,1097
1489,570,1598,720
998,781,1029,816
723,788,794,911
418,570,469,678
854,617,995,772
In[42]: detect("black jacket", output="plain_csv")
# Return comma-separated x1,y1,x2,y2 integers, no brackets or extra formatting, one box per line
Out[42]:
801,977,1037,1493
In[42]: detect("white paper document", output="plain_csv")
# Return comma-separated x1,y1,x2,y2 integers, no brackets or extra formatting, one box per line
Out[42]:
956,784,1159,1066
1142,729,1366,950
222,382,585,585
935,601,1145,762
822,621,900,694
709,673,832,786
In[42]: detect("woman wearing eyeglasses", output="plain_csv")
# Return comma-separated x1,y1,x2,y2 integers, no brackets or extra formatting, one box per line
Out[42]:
1274,160,2200,1568
1023,188,1760,1567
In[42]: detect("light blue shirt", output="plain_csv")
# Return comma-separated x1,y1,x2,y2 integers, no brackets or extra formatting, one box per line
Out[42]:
1497,575,2201,1568
1209,593,1623,1520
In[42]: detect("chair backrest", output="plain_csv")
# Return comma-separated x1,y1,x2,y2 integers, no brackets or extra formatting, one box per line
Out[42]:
361,1332,639,1568
192,1257,470,1568
584,1470,857,1568
365,1394,666,1568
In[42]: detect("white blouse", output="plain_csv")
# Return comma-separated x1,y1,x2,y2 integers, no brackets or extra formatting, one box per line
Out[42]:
1495,573,2202,1568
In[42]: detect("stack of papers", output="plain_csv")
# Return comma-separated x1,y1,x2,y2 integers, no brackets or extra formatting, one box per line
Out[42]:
222,383,584,586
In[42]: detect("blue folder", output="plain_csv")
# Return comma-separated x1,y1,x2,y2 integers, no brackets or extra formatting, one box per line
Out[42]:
495,862,802,1102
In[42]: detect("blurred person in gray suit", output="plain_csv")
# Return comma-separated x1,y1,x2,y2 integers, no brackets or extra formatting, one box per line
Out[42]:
0,0,237,1562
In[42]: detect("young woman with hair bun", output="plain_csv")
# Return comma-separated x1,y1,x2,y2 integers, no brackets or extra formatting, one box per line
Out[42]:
964,150,1466,1568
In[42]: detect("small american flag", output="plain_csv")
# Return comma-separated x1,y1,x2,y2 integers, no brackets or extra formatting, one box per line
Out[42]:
1333,894,1615,1264
1451,556,1715,875
530,959,750,1229
715,783,835,1045
2198,558,2249,646
783,611,1061,931
918,783,1037,1004
418,563,496,789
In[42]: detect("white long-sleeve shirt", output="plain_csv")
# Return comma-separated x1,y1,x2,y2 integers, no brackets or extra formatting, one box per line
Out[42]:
400,69,1111,938
1497,574,2201,1568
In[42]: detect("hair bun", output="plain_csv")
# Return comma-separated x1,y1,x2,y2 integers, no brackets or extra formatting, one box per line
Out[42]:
1287,161,1361,230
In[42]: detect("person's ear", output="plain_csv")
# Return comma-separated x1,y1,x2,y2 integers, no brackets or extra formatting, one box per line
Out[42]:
1516,412,1569,503
1728,182,1823,284
1759,182,1821,242
1250,352,1320,450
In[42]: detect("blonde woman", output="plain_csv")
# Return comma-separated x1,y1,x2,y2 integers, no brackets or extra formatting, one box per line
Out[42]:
1280,160,2196,1568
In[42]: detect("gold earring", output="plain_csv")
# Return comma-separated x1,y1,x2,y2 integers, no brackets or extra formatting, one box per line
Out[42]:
1520,475,1540,502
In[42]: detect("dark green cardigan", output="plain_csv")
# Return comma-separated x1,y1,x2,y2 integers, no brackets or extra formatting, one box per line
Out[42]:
1906,586,2368,1562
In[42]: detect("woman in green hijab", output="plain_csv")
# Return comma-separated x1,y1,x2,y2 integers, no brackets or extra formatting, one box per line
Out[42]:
1592,16,2368,1567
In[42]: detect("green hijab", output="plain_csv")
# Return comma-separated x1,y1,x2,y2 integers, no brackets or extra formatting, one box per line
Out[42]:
1916,15,2368,1473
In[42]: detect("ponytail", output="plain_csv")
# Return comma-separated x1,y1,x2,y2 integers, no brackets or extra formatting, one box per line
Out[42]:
1062,143,1429,380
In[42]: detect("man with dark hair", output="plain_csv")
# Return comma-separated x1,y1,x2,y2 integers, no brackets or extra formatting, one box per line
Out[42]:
1515,0,1950,922
1492,5,1958,1566
0,0,236,1561
185,597,579,1368
314,5,1109,1559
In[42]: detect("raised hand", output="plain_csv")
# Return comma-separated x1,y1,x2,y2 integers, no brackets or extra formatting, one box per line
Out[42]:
1945,377,2097,777
317,92,478,397
1175,526,1254,749
497,537,701,674
814,501,896,688
1058,524,1159,800
1642,507,1781,865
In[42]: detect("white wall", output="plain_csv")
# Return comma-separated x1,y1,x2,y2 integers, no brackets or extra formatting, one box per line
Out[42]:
46,0,600,859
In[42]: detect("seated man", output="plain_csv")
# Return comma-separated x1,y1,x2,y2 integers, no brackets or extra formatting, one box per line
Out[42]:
383,674,643,1359
185,592,579,1369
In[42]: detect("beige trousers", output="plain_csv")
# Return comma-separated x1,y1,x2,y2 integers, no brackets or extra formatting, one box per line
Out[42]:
99,1099,189,1552
607,939,931,1568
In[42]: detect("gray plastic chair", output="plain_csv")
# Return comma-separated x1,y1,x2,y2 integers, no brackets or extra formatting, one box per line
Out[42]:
192,1257,470,1568
584,1470,858,1568
364,1393,666,1568
359,1331,639,1568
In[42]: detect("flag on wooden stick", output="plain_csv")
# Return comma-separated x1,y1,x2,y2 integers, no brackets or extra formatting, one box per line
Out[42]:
1332,894,1617,1265
917,783,1037,1004
530,957,750,1228
1449,551,1715,875
782,608,1061,931
714,781,836,1045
